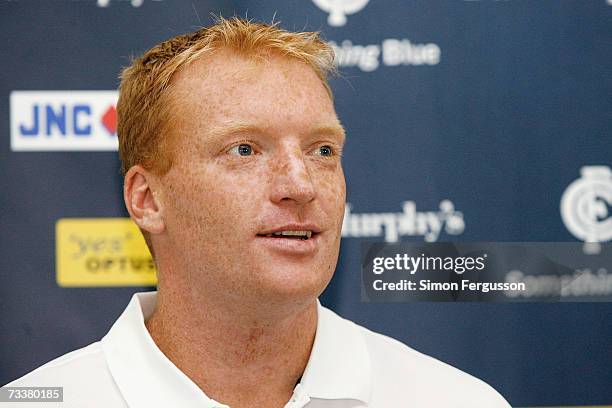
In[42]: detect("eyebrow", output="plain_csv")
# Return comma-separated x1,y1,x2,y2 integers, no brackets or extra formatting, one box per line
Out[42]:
207,122,346,144
311,123,346,144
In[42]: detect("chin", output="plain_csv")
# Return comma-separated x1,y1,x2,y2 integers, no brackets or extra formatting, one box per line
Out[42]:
254,263,333,303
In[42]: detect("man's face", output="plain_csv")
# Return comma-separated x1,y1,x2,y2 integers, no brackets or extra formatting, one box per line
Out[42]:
157,50,346,307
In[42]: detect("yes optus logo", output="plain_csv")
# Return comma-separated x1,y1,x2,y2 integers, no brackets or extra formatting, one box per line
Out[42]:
312,0,370,27
561,166,612,252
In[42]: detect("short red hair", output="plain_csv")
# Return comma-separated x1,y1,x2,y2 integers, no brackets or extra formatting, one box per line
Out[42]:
117,17,336,176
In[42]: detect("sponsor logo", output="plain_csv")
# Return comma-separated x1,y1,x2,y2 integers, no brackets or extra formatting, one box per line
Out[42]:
56,218,156,287
342,200,465,242
311,1,441,71
97,0,163,7
10,91,118,151
329,39,441,72
561,166,612,254
312,0,370,27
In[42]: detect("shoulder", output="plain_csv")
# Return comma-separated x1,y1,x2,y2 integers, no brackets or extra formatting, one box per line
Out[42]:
5,342,107,387
4,342,127,407
322,306,510,407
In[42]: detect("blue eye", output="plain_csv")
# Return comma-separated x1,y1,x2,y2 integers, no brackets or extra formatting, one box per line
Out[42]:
229,143,254,156
318,145,333,157
238,144,252,156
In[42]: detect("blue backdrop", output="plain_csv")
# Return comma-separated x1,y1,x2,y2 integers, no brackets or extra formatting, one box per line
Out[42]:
1,1,611,406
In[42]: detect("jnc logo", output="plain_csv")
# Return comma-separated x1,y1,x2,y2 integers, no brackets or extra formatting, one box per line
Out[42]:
10,91,119,151
561,166,612,252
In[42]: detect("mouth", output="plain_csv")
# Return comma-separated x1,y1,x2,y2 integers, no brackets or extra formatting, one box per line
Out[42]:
255,229,320,255
256,230,318,241
255,224,322,254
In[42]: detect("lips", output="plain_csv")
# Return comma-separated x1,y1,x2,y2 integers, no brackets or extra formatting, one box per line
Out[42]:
255,224,322,254
261,230,313,240
256,224,321,241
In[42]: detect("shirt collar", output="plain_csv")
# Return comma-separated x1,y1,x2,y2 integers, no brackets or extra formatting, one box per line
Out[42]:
101,291,227,408
101,291,371,407
301,302,371,404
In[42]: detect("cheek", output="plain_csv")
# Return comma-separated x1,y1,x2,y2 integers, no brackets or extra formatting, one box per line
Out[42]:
315,169,346,220
162,163,265,230
161,166,219,226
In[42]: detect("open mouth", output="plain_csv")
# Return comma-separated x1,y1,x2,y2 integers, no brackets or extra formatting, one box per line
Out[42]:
257,230,316,241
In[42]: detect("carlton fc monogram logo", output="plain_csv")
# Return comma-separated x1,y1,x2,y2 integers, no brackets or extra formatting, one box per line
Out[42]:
312,0,370,27
561,166,612,253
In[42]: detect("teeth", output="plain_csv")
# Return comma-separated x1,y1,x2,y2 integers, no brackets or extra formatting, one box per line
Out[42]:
266,230,313,239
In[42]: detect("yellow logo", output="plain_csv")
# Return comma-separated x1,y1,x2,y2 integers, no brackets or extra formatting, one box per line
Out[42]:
56,218,157,287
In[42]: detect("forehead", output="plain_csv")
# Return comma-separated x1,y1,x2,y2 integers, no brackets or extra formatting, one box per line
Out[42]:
167,49,339,135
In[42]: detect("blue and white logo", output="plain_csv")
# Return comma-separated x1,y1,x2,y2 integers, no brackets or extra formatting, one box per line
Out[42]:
10,91,119,151
97,0,163,7
342,200,465,242
312,0,370,27
561,166,612,253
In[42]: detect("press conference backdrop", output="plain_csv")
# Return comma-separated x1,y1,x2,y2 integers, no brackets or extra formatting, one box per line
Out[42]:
1,1,611,406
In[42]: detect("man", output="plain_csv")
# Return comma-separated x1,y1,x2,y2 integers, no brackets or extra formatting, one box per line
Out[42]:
5,18,510,407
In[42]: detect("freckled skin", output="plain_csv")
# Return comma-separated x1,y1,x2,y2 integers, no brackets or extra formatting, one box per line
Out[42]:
136,49,347,407
155,49,346,311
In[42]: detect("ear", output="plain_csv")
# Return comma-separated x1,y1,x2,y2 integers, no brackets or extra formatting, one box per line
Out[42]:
123,165,165,235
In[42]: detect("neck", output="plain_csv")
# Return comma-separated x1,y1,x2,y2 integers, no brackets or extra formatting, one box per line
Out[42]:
145,283,318,408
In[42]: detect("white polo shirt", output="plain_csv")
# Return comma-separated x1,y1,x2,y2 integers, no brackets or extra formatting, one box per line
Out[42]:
5,291,510,407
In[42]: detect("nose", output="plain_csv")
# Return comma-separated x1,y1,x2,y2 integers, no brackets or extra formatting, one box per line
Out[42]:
269,144,316,206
